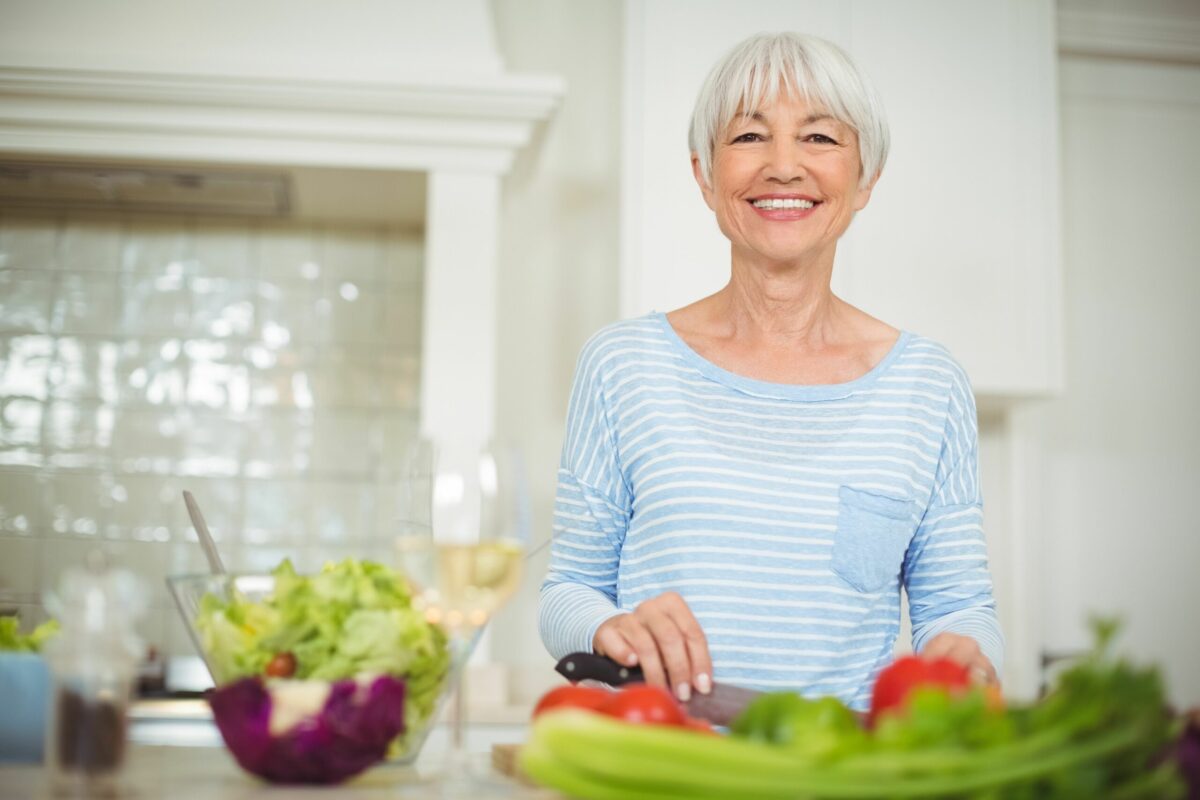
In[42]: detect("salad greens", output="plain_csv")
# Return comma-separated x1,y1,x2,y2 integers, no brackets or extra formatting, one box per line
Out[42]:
732,693,867,763
521,619,1187,798
0,616,59,652
195,559,450,754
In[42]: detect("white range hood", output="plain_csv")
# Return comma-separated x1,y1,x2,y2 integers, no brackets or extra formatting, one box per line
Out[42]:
0,0,565,451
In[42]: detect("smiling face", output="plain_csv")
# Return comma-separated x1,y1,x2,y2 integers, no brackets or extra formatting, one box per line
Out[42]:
693,92,877,270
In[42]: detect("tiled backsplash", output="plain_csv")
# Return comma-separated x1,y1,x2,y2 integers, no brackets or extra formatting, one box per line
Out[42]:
0,210,424,658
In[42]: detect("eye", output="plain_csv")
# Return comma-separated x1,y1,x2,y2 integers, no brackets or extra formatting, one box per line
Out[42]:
805,133,839,145
731,132,765,144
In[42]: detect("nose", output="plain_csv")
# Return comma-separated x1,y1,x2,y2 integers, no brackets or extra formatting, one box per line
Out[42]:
762,137,807,183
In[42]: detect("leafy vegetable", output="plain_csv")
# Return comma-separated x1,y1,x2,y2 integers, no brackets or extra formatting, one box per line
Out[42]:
732,693,866,763
194,559,450,755
521,619,1188,799
208,674,405,784
0,617,59,652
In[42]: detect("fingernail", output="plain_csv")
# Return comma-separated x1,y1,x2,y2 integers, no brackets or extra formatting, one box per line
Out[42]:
626,653,639,666
695,673,712,695
676,682,692,702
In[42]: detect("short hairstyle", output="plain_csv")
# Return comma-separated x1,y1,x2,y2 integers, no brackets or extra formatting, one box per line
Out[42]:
688,32,890,190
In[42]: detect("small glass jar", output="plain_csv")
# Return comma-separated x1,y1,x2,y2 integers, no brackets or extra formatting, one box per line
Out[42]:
42,553,145,798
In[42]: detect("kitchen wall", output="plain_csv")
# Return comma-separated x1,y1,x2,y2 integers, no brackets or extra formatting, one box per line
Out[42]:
487,0,624,702
1019,51,1200,705
0,210,424,655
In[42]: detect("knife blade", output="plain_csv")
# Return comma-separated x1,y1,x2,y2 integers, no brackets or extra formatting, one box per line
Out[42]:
554,652,762,726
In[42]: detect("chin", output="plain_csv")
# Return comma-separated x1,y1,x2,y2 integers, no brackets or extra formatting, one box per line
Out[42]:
747,240,825,266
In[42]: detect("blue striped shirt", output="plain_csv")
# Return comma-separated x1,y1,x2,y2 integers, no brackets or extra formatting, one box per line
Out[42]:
538,312,1003,711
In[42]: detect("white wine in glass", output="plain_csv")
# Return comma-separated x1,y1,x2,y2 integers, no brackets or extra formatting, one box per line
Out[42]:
393,438,529,783
397,538,524,632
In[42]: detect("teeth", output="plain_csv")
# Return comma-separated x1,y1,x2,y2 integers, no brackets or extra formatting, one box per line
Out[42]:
752,198,815,210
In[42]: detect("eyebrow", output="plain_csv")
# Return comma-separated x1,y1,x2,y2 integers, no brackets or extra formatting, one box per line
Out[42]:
745,110,835,125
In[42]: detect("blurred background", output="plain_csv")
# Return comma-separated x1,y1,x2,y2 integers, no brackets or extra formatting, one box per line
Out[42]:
0,0,1196,716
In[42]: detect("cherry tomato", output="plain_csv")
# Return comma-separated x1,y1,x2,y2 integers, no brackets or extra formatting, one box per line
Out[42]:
264,652,297,678
532,685,611,718
869,655,970,724
599,685,687,726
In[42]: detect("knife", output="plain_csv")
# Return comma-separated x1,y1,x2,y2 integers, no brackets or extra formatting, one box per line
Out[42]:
554,652,762,726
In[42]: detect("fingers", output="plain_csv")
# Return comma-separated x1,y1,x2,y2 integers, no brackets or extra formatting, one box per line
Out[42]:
592,613,669,689
673,602,713,696
592,620,637,667
590,593,713,702
624,617,669,689
921,632,999,686
919,633,958,660
969,661,998,686
644,612,694,701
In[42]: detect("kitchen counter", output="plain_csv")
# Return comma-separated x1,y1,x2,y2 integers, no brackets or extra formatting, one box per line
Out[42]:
126,698,534,747
0,734,556,799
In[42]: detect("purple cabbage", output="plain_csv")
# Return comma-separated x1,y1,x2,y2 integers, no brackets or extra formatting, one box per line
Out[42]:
209,675,406,784
1175,710,1200,800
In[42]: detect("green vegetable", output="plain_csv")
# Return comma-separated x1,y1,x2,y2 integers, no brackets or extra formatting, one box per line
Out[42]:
520,619,1187,799
194,559,450,754
731,693,867,763
0,617,59,652
871,685,1016,753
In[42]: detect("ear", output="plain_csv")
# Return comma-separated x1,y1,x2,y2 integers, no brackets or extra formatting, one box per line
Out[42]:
691,153,716,212
853,169,881,212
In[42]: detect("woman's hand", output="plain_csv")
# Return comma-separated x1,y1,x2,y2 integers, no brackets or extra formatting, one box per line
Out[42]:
592,591,713,702
920,632,999,686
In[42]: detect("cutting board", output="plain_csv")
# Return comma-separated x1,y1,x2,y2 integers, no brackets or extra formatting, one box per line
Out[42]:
491,743,527,781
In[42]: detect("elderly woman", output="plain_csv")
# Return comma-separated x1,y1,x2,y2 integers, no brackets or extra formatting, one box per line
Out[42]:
538,32,1002,712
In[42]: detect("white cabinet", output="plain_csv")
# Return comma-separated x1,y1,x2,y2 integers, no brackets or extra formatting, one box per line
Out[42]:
620,0,1062,398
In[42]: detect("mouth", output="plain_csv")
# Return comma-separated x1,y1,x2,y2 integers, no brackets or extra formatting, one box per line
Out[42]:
749,196,819,210
746,195,821,218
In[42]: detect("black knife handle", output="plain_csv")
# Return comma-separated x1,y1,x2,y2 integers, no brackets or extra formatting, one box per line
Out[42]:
555,652,646,686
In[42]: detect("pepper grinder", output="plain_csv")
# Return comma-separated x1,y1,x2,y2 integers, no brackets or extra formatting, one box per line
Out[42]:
42,552,146,798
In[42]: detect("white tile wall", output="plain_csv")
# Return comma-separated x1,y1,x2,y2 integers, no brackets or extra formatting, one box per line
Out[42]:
0,335,53,400
0,217,58,269
0,470,49,534
257,226,317,281
192,224,253,278
59,218,123,273
0,537,40,599
55,273,122,335
0,270,56,333
50,338,120,403
0,210,425,654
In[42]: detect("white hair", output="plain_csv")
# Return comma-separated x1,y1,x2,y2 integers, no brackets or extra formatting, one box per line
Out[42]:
688,32,890,190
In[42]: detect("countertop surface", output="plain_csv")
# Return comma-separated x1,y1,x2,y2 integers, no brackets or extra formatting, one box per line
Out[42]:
0,733,556,799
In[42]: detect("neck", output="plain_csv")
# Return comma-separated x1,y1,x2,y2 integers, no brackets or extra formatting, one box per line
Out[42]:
718,248,844,347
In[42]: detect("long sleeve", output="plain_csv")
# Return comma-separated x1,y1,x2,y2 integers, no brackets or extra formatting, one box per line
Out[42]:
902,364,1005,675
538,334,633,659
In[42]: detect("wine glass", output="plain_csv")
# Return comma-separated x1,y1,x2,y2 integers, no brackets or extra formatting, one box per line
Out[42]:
393,437,530,784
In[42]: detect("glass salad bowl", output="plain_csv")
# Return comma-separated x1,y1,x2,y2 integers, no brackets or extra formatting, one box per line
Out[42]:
167,562,476,768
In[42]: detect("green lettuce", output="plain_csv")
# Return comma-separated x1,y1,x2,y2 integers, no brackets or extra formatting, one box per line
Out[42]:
0,617,59,652
195,559,450,755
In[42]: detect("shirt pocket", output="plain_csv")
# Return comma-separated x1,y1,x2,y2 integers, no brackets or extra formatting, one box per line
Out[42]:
831,486,918,594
